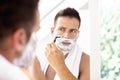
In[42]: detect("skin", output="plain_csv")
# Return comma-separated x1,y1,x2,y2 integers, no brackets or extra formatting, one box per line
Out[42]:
45,16,90,80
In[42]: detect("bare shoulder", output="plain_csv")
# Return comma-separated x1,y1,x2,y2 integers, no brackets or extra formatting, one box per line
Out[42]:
79,52,90,80
81,52,90,62
80,52,90,71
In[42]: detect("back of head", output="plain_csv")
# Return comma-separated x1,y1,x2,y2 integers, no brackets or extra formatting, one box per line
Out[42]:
0,0,39,42
54,7,81,27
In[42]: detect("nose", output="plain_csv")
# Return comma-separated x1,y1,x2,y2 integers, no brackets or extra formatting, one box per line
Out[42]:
62,32,70,38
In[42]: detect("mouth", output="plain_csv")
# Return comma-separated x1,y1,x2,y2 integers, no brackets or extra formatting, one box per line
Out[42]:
62,42,71,46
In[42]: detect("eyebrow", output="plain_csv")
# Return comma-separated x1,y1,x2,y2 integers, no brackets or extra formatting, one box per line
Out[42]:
70,29,78,30
59,26,77,29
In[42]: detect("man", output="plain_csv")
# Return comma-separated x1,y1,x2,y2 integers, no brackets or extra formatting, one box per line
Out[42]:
37,7,90,80
0,0,44,80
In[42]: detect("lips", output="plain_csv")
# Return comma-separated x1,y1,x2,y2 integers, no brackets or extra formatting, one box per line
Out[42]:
62,42,71,46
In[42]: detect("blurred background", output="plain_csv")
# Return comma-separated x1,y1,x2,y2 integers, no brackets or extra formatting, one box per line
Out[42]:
100,0,120,80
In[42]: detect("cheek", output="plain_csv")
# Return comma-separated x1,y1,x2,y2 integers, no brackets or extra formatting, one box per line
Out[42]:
53,31,63,37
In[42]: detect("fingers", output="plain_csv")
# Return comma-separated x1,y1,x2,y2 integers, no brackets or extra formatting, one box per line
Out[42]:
50,42,58,49
45,42,57,51
45,42,63,58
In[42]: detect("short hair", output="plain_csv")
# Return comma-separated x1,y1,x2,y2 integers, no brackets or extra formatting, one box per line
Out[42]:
0,0,39,41
54,7,81,28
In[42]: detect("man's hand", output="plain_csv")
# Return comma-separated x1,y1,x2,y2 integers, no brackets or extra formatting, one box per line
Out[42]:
45,42,79,80
45,42,65,70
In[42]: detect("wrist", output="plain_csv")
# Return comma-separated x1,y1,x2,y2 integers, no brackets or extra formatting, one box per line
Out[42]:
54,62,67,73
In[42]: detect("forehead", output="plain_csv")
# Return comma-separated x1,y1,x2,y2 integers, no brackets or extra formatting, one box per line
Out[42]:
55,16,80,29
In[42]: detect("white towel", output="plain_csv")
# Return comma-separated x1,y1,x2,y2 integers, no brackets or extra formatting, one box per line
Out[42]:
36,34,82,79
54,44,82,80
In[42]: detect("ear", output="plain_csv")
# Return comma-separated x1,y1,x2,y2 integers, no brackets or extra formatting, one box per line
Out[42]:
51,27,55,34
12,28,27,52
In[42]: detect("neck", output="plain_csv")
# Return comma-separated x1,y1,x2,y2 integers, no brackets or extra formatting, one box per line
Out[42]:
0,48,15,63
0,37,16,63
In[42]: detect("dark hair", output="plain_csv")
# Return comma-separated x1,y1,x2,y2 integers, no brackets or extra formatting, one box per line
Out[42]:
54,7,81,28
0,0,39,41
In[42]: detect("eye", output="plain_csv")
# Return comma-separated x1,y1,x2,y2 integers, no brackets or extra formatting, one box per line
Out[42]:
58,27,65,32
70,29,78,33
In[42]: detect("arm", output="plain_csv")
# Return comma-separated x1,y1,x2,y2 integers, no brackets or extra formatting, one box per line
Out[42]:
79,52,90,80
45,42,78,80
54,62,78,80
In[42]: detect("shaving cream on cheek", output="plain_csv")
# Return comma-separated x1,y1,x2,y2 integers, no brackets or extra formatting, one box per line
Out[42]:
55,37,76,55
